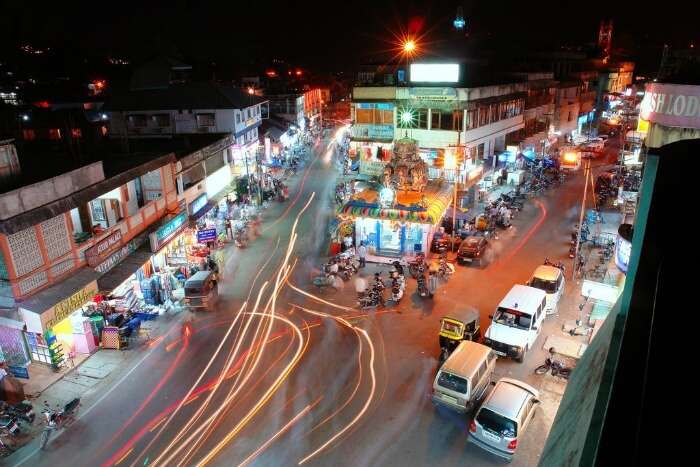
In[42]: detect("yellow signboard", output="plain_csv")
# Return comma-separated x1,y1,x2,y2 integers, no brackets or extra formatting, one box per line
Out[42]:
45,280,98,329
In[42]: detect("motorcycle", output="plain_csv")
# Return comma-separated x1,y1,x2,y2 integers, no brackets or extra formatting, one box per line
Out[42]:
388,278,405,304
0,414,20,436
312,273,340,290
358,288,384,309
40,398,80,449
408,254,427,278
0,400,34,423
534,348,573,379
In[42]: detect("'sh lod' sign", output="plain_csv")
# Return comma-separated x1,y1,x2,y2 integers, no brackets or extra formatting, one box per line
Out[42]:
640,83,700,129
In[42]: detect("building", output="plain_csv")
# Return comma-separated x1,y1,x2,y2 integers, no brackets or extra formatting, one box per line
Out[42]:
506,72,558,154
350,63,526,205
0,132,238,374
266,88,324,132
105,82,268,178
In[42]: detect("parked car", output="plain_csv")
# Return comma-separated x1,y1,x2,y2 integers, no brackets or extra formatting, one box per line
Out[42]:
483,285,547,362
431,234,461,252
527,264,565,315
468,377,540,462
457,236,489,266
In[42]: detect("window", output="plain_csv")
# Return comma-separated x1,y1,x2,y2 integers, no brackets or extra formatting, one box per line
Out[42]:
494,307,532,330
437,372,468,394
153,114,170,127
196,113,215,127
530,277,557,294
568,111,573,122
430,110,440,129
452,110,463,131
48,128,61,140
466,109,479,130
476,408,517,437
129,114,147,127
22,129,35,141
244,109,249,120
235,113,241,124
416,109,429,129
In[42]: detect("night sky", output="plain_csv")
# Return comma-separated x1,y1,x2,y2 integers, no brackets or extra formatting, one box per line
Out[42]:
0,0,696,72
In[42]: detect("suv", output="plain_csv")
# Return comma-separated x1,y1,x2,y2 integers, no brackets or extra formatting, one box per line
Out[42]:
457,236,489,266
468,378,540,462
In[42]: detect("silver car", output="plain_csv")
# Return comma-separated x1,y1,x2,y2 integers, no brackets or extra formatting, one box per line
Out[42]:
468,377,540,462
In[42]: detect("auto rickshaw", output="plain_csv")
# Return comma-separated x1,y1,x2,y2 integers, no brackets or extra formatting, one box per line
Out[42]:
439,308,481,363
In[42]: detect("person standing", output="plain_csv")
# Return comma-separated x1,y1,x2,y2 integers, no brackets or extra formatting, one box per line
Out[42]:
343,234,353,252
354,274,367,299
358,241,367,268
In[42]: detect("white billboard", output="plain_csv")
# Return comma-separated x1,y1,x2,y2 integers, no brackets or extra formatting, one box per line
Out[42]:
410,63,459,83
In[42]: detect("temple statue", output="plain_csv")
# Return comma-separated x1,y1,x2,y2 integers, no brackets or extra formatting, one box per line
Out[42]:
387,138,427,192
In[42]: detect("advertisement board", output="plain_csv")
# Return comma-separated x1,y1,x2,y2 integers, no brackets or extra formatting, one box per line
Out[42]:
410,64,459,83
196,228,217,243
351,124,394,140
640,83,700,129
149,212,188,252
359,160,387,177
85,230,123,267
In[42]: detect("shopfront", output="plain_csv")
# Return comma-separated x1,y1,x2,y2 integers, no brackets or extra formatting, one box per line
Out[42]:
19,273,100,367
230,141,260,177
338,184,452,257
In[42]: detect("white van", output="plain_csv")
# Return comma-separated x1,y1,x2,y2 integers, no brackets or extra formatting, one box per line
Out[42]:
483,285,547,362
528,265,565,316
432,340,497,413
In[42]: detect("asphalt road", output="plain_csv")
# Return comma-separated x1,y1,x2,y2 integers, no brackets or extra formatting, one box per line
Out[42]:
8,135,620,467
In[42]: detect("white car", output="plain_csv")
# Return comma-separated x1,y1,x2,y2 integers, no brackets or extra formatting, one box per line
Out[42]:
483,285,547,362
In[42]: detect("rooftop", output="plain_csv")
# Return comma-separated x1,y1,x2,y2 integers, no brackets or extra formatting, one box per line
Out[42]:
104,81,268,112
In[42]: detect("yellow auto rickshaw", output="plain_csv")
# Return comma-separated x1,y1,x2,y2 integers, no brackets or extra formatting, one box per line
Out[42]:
439,308,481,363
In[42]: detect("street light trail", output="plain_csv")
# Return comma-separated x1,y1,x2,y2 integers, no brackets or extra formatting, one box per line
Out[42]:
237,398,322,467
150,194,316,467
294,306,378,465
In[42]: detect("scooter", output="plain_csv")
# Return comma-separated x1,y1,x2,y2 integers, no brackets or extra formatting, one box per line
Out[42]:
40,398,80,449
312,273,339,290
436,258,455,278
358,288,384,309
388,280,404,304
408,254,427,278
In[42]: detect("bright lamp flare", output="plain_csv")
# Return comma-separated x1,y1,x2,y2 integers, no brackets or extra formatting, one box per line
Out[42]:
400,111,413,124
403,40,416,53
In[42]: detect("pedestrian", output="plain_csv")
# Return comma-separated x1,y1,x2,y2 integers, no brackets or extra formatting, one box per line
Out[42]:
358,241,367,268
343,234,353,252
427,270,438,298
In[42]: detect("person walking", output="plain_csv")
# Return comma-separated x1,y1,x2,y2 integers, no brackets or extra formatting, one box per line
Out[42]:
427,270,438,298
358,242,367,268
354,274,367,299
343,234,353,252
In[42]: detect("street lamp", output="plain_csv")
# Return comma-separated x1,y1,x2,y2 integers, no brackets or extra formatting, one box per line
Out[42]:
403,40,416,54
400,110,413,125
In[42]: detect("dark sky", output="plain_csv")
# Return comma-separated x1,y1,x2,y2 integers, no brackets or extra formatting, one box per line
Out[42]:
1,0,697,71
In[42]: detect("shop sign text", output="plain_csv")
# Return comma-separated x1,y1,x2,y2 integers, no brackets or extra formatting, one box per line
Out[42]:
85,230,123,267
95,238,140,275
351,124,394,140
640,83,700,129
150,212,187,252
189,194,208,217
47,281,98,329
359,160,387,177
196,228,217,243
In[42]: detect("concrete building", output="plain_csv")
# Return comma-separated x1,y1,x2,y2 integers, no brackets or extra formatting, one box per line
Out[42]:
0,132,237,372
350,73,526,181
106,82,267,178
507,72,558,154
266,88,324,132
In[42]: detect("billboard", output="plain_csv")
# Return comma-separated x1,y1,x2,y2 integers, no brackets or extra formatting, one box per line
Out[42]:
409,64,459,83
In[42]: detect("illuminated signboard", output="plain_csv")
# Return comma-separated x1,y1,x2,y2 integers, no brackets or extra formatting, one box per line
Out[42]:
189,194,208,216
409,64,459,83
615,235,631,273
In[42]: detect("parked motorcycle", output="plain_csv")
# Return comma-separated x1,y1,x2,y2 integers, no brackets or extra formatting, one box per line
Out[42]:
0,400,34,423
40,398,80,449
0,414,20,436
312,273,340,290
408,254,427,278
358,288,384,309
534,348,572,379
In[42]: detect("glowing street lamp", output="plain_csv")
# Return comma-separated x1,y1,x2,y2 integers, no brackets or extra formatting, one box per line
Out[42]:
400,110,414,126
403,40,416,54
247,87,255,95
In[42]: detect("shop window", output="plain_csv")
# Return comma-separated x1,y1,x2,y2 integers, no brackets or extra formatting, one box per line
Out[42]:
24,332,52,364
129,114,147,127
356,107,372,124
430,110,440,130
466,109,479,130
196,113,215,127
22,129,35,140
48,128,61,140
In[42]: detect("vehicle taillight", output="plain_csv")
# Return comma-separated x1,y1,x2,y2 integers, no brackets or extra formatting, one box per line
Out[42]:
508,439,518,450
469,420,477,433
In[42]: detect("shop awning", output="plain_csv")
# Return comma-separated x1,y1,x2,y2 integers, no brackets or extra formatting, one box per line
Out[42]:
18,267,99,316
97,242,155,292
337,184,452,225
